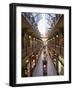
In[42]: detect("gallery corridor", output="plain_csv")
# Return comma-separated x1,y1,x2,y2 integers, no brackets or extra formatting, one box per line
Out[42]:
22,12,64,77
32,46,57,76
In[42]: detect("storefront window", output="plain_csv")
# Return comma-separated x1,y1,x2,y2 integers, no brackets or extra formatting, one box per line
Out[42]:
22,59,31,77
32,59,35,69
58,61,64,75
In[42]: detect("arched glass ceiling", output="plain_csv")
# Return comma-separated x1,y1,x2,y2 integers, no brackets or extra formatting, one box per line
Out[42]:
22,12,62,37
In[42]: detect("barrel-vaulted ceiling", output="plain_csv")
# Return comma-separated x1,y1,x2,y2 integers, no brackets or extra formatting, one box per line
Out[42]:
22,12,64,40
